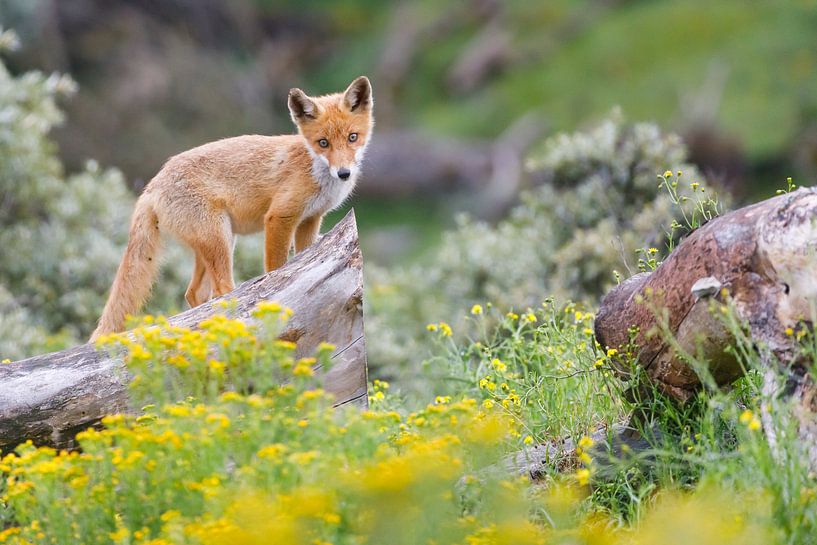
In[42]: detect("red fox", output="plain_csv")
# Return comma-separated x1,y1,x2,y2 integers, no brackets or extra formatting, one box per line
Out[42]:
90,76,373,341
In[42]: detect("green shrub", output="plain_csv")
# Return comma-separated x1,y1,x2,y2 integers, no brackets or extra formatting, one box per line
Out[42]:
367,112,726,387
0,30,267,359
0,30,192,357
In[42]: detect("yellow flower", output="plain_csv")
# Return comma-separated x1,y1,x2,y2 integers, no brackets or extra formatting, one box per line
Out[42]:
426,323,438,332
257,444,288,460
101,414,125,426
205,413,231,429
578,436,595,450
293,363,315,377
109,528,130,541
785,327,794,337
323,513,341,525
606,347,618,357
491,358,507,372
1,358,11,364
523,436,534,445
372,379,390,390
482,399,495,409
505,312,519,320
466,414,509,445
479,377,496,391
167,354,190,369
575,468,591,486
165,405,191,418
255,300,283,314
739,409,762,431
439,322,453,337
663,170,673,178
290,451,320,465
471,304,483,315
220,391,242,402
275,340,297,351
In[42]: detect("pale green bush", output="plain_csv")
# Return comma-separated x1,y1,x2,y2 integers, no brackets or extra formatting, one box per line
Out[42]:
0,31,193,357
0,30,320,359
367,112,728,383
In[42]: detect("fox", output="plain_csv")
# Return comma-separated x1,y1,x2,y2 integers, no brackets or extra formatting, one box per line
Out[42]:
90,76,374,341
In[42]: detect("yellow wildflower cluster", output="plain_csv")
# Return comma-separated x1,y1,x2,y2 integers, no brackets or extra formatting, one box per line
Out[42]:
0,297,792,545
739,409,762,431
427,321,453,337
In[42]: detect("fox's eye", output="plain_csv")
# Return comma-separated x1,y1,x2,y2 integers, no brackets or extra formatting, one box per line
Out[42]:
318,138,329,148
348,133,358,143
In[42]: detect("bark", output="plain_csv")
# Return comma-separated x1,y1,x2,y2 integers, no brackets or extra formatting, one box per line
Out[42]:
0,210,368,451
595,188,817,465
509,423,659,481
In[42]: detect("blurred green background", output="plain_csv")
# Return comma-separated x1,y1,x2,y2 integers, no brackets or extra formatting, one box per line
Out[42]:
4,0,817,212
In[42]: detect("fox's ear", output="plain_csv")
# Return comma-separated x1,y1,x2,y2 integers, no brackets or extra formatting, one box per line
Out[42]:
288,88,319,122
343,76,372,112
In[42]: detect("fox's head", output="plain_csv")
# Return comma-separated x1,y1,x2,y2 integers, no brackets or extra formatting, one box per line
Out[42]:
288,76,374,182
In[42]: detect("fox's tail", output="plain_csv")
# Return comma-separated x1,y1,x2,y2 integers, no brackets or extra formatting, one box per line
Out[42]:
90,196,161,342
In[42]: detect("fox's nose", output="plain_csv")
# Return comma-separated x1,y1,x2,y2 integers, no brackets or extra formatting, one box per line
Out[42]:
337,168,351,180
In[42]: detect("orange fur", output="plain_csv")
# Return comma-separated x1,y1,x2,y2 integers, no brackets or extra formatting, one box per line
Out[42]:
90,76,374,341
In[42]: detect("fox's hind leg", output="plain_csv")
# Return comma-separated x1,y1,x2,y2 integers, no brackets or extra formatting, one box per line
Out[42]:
199,225,235,298
184,251,210,307
177,212,235,303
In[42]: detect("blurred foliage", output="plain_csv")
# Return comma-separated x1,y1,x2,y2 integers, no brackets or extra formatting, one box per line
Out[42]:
0,38,152,356
0,29,284,359
0,33,134,357
366,112,727,386
2,0,816,190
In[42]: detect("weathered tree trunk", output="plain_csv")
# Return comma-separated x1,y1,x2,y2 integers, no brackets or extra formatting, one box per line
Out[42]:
595,188,817,466
0,211,368,452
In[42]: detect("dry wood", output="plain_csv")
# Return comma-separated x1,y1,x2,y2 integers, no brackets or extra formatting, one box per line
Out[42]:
0,210,368,451
595,188,817,465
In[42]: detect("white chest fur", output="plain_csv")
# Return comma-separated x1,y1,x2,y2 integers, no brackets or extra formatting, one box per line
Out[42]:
302,159,356,219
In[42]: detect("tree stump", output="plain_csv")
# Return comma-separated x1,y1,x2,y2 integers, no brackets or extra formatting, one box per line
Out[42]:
595,188,817,465
0,210,368,451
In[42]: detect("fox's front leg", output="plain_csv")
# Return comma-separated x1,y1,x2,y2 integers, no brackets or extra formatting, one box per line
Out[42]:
264,213,299,272
295,215,323,253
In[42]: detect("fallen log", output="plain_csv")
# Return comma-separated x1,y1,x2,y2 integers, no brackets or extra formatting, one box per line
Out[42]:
595,188,817,465
0,210,368,451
